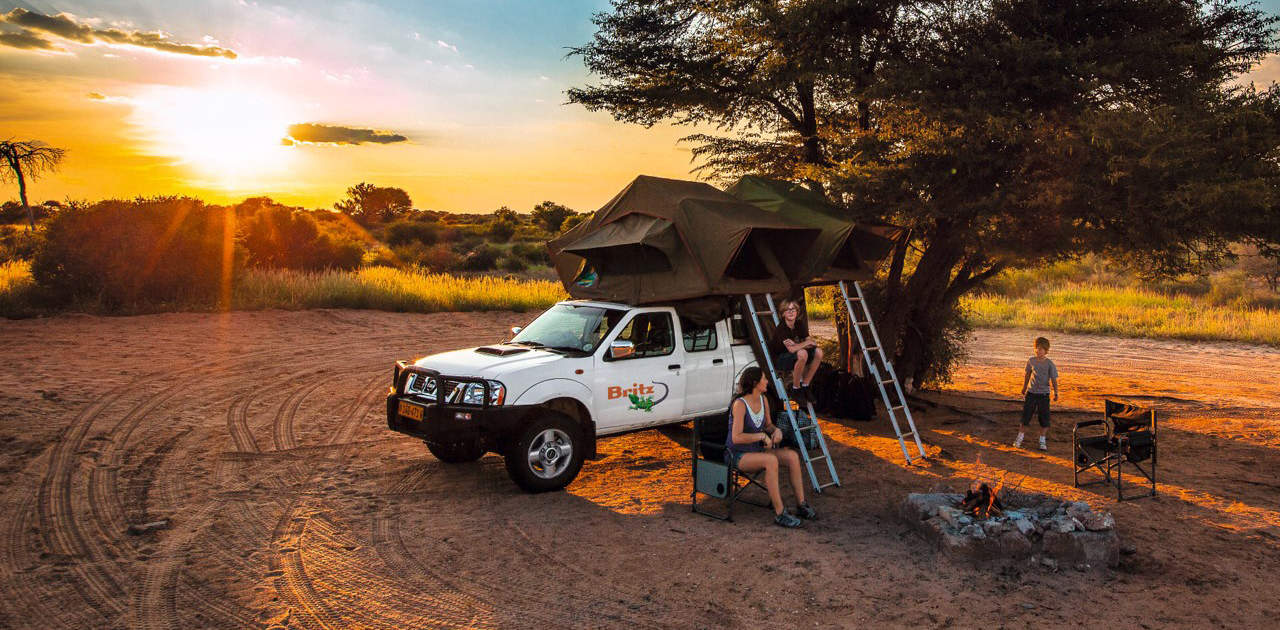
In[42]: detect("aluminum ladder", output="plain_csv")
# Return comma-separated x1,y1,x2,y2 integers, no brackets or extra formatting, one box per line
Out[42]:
838,280,928,464
742,294,840,492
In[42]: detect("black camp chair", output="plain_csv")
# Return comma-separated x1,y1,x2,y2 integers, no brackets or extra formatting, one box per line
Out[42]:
1073,400,1158,500
691,413,771,520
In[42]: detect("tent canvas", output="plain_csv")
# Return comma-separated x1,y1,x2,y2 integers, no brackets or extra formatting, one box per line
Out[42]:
548,175,821,305
725,176,901,285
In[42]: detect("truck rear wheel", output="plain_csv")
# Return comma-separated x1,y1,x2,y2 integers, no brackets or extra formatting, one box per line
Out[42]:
426,439,485,463
504,412,585,493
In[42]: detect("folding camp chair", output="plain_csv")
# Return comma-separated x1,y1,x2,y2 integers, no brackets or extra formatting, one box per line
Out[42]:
691,414,771,521
1073,400,1157,500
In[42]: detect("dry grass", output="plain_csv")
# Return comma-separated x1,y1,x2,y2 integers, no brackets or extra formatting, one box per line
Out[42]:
963,282,1280,346
231,266,566,313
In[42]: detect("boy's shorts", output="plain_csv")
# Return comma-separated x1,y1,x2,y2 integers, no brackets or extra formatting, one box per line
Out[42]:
1021,393,1051,428
775,352,799,371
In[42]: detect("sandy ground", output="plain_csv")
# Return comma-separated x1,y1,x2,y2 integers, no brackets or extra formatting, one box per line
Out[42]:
0,310,1277,629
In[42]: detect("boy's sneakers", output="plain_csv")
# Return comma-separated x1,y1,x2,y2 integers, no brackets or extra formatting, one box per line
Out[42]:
1013,433,1025,448
788,386,807,404
775,511,803,528
794,502,818,520
1038,436,1048,451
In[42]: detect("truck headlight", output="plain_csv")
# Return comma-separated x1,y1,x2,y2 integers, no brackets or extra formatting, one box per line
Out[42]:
460,381,505,406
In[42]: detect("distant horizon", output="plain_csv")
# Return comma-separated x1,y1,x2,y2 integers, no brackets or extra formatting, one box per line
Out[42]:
4,0,1280,215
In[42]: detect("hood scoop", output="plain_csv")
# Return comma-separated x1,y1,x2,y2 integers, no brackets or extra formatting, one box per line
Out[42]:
474,345,532,357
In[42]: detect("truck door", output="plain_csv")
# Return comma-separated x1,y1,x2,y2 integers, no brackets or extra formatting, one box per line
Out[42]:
681,318,734,417
592,309,687,433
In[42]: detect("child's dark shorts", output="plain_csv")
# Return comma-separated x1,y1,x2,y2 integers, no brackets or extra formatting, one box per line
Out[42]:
1021,393,1051,427
775,352,799,371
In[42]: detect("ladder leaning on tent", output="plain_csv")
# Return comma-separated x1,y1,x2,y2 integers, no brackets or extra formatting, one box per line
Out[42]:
743,294,840,493
838,280,928,464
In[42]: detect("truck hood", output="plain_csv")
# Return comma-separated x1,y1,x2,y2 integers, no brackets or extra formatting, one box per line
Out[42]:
412,345,568,379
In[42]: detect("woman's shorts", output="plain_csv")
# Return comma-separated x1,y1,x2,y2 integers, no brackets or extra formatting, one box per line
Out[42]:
775,351,799,371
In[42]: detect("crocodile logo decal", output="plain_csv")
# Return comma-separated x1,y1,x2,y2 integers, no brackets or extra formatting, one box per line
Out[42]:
625,381,669,412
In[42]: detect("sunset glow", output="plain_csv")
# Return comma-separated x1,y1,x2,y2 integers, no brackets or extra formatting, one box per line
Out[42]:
131,86,300,189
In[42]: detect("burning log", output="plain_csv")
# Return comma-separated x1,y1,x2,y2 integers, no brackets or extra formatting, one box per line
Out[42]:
959,482,1004,519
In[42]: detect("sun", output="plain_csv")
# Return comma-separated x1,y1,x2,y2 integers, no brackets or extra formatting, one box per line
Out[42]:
131,85,300,190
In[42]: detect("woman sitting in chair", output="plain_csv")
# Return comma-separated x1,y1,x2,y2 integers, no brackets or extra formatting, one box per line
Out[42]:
726,366,817,528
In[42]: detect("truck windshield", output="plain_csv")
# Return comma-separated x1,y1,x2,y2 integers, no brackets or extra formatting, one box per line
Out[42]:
512,303,626,354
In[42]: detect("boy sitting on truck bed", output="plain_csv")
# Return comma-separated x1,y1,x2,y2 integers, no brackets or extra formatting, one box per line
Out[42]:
769,299,822,404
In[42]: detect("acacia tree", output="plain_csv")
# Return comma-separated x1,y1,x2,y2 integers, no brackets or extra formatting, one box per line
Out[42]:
0,139,66,229
569,0,1280,385
334,182,412,226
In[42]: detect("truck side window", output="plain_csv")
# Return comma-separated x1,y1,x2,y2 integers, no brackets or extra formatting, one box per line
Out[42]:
680,317,718,352
612,312,675,359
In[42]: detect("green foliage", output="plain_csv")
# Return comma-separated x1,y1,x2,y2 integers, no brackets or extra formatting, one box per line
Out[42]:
459,244,502,271
239,203,363,271
0,224,40,261
499,255,528,273
560,214,586,233
385,219,440,246
32,197,237,308
530,201,575,232
486,219,516,243
570,0,1280,383
510,242,551,266
334,182,412,226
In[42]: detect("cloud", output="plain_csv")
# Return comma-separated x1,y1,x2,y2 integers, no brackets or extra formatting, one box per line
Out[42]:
284,123,408,145
86,92,131,104
0,8,237,58
436,39,457,52
0,29,65,51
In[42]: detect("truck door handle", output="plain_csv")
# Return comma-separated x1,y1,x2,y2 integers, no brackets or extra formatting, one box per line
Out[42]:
668,364,681,370
712,359,724,365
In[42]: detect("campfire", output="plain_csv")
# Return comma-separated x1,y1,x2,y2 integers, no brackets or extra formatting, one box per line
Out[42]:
899,457,1123,570
959,482,1004,519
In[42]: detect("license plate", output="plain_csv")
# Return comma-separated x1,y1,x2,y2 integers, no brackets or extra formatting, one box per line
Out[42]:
398,400,424,421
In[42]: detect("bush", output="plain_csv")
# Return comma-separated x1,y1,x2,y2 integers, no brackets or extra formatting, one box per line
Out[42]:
459,244,501,271
385,220,440,246
487,219,516,243
32,197,237,307
512,225,552,242
241,205,363,271
510,241,551,266
0,225,40,261
499,256,528,272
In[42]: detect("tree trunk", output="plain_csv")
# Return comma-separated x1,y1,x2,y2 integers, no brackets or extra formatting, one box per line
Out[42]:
17,167,30,230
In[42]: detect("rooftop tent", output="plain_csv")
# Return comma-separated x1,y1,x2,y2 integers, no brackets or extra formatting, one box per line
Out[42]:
548,175,821,305
725,175,901,285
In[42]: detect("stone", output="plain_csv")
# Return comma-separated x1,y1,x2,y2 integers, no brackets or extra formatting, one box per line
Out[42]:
997,531,1033,559
1049,516,1079,533
960,524,986,539
936,506,964,529
1013,517,1037,537
981,519,1008,537
1067,501,1092,520
1041,556,1059,570
1042,529,1120,569
901,493,964,523
1081,511,1116,531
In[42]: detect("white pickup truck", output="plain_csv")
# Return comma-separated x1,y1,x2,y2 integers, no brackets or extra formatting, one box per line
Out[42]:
387,299,759,492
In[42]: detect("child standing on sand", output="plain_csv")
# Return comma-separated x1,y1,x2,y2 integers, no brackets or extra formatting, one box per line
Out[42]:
1014,337,1059,451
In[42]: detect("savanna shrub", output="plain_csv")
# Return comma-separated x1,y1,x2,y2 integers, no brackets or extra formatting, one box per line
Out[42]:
385,220,439,246
510,241,550,266
486,220,516,243
459,244,501,271
32,197,237,307
418,244,462,272
499,256,528,272
241,206,363,271
0,225,40,261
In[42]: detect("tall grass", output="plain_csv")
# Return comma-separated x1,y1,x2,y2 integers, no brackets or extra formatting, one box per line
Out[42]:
964,282,1280,346
0,260,38,317
232,267,566,313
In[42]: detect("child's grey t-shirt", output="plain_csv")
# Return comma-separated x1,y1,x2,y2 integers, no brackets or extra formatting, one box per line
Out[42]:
1025,357,1058,394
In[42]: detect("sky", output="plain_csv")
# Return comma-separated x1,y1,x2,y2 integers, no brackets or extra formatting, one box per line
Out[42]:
3,0,1280,214
0,0,706,213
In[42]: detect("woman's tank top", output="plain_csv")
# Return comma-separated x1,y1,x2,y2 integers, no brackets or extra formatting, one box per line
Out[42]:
725,395,767,454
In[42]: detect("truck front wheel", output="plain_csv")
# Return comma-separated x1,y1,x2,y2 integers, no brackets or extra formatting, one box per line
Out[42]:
504,412,585,493
426,439,485,463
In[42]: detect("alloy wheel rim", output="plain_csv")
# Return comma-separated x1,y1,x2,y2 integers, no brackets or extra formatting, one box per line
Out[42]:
527,428,572,479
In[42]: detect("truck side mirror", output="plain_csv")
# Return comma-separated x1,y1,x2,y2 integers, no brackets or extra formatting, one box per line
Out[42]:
510,326,522,337
609,340,635,360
